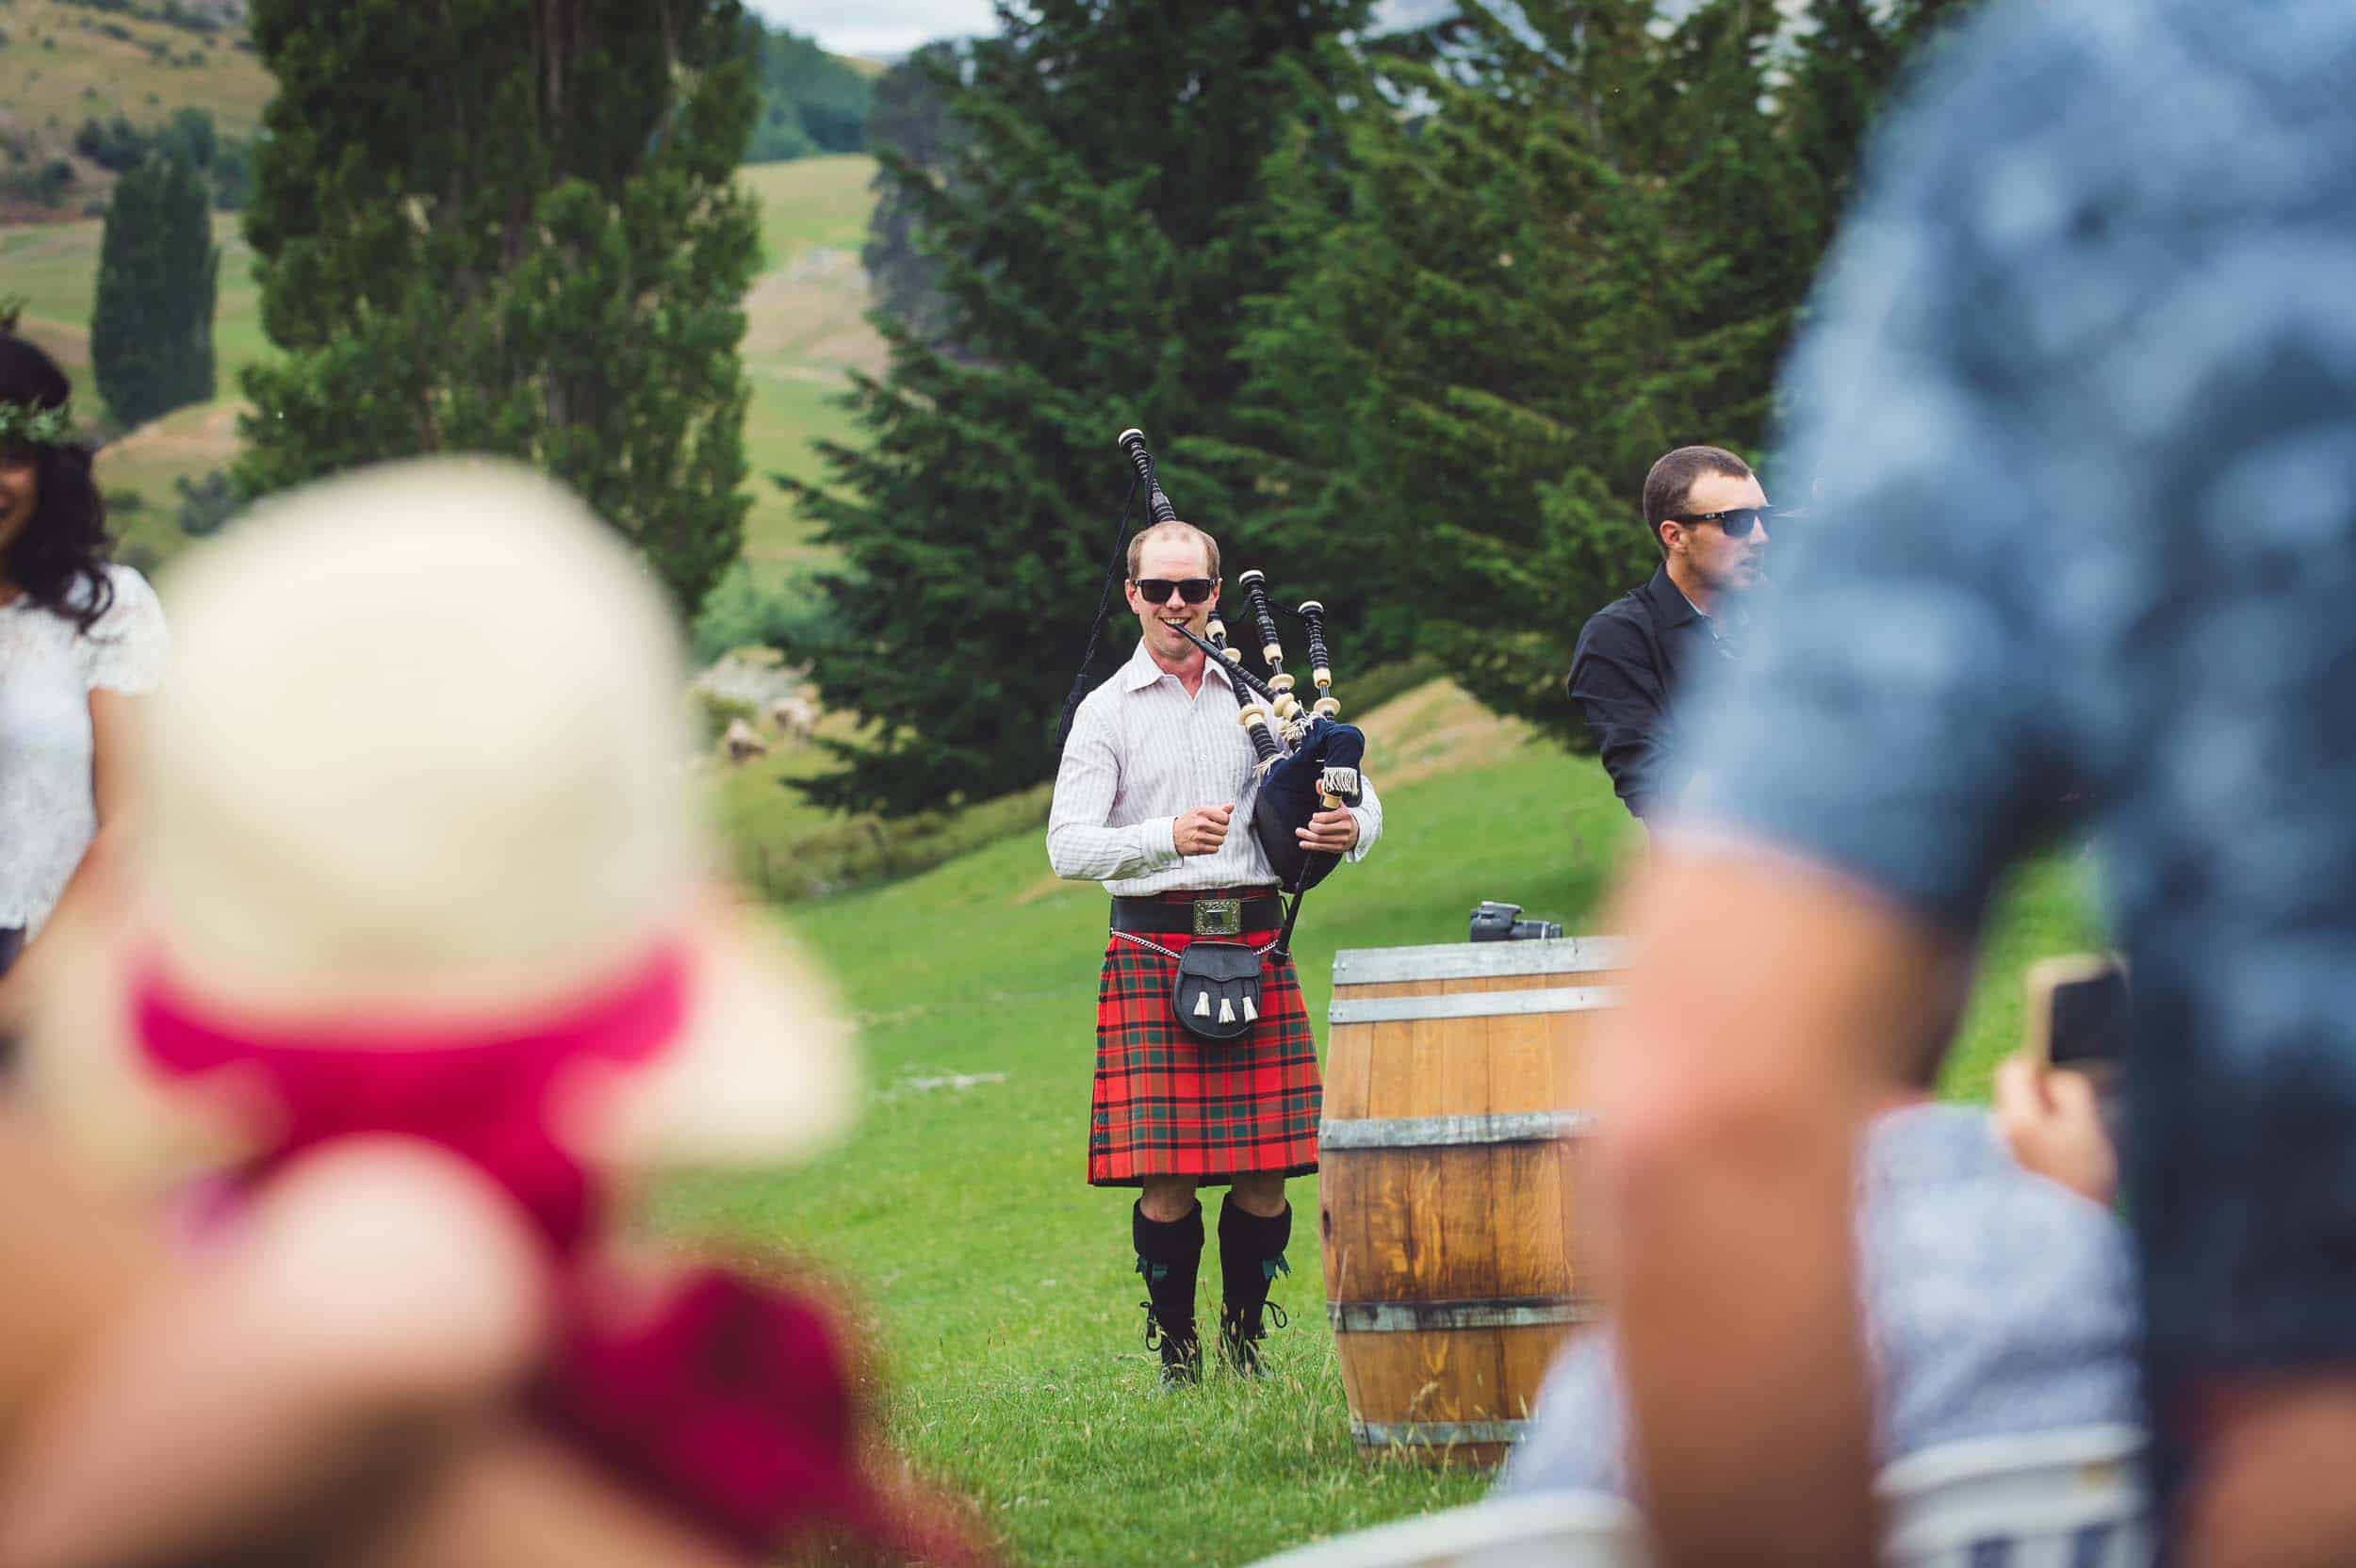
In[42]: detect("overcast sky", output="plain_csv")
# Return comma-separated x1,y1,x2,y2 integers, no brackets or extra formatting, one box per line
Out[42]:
749,1,1457,63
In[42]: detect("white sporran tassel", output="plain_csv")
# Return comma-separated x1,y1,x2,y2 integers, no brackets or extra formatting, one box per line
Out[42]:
1219,997,1236,1025
1242,997,1258,1022
1194,990,1213,1019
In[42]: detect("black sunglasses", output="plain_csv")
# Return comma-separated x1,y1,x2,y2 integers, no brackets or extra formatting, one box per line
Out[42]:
1665,506,1778,540
1134,577,1217,605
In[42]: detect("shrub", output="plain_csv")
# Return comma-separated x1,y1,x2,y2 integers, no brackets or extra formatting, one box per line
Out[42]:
173,468,237,536
689,561,846,666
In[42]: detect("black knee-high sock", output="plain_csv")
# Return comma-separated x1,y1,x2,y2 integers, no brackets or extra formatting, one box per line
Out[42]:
1134,1200,1203,1346
1218,1195,1292,1334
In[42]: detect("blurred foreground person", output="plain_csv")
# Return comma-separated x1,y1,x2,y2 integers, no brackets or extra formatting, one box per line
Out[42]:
0,1107,756,1568
0,335,165,1028
1504,1038,2136,1495
1566,446,1772,826
0,459,988,1567
1596,2,2356,1562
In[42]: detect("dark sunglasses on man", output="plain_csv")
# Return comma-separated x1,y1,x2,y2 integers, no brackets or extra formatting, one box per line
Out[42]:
1664,505,1779,540
1133,577,1218,605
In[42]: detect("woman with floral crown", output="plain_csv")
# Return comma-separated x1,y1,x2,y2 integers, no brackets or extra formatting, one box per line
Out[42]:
0,335,166,1036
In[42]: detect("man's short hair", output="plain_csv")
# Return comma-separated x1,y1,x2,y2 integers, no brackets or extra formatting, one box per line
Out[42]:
1642,446,1755,546
1127,519,1220,583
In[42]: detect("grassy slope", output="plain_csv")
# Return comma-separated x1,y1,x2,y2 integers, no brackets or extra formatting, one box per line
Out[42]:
4,155,879,575
0,0,274,140
736,154,879,583
656,688,2104,1567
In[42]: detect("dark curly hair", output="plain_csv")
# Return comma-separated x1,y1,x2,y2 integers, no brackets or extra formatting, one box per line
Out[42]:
0,334,115,633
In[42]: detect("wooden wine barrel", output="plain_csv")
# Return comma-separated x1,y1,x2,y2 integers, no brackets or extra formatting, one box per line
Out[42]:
1320,936,1626,1467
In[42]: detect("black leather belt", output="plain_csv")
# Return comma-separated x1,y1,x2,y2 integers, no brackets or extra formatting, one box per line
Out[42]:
1111,895,1283,939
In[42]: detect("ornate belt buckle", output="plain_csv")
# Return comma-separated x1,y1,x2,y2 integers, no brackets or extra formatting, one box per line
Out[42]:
1193,898,1243,938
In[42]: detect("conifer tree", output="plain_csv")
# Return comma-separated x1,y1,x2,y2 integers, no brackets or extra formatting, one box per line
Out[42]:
790,0,1372,816
90,154,219,430
860,42,966,352
235,0,761,613
1229,0,1976,742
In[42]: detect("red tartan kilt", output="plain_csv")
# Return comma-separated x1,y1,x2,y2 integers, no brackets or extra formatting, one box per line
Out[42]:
1088,893,1321,1187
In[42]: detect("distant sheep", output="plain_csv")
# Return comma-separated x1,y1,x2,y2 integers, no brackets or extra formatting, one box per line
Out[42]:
722,717,769,763
770,695,818,743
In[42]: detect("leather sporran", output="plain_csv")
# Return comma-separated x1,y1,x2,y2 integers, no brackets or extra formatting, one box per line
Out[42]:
1172,941,1264,1044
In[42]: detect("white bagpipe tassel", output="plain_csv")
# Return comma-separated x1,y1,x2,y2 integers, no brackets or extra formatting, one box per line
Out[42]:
1242,997,1258,1022
1194,990,1214,1019
1219,997,1237,1025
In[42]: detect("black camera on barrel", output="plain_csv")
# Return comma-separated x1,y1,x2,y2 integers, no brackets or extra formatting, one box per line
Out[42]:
1468,900,1562,942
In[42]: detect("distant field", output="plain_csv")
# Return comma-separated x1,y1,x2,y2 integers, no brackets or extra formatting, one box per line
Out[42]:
739,154,882,581
0,0,272,139
4,154,884,578
2,210,265,382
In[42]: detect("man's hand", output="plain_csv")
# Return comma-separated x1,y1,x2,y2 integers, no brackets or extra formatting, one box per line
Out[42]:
1173,804,1233,858
1296,806,1360,857
1992,1054,2119,1206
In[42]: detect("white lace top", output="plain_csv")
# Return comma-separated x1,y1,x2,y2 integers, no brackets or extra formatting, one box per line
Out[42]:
1,564,167,936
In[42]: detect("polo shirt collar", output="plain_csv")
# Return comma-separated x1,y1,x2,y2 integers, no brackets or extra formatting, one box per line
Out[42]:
1644,564,1704,628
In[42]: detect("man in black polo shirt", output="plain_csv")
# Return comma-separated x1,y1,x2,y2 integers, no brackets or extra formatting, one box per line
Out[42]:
1566,445,1773,825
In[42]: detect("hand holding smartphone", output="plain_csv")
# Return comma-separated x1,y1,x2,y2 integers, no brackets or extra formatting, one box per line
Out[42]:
2024,953,2129,1082
1997,953,2129,1205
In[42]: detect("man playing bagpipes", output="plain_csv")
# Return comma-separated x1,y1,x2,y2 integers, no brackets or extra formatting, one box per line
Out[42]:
1047,433,1383,1392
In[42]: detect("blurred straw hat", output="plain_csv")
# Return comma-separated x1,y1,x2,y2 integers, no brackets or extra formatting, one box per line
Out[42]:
22,457,857,1184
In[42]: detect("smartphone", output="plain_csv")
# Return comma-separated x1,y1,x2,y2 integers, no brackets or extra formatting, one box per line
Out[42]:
2025,954,2129,1077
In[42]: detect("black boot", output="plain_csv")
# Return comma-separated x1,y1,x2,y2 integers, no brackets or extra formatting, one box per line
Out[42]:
1134,1201,1203,1390
1217,1195,1292,1379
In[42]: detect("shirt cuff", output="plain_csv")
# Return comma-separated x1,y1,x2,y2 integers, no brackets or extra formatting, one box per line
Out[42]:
1147,815,1182,870
1344,806,1375,862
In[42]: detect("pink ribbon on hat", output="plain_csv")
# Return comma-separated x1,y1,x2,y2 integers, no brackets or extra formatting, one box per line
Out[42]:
128,942,694,1256
132,942,692,1069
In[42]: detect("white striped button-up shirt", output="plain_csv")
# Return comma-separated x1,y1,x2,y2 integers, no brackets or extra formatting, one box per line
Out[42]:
1047,639,1383,896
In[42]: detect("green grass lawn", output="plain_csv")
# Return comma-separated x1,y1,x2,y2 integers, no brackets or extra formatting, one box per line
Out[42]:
653,732,2103,1566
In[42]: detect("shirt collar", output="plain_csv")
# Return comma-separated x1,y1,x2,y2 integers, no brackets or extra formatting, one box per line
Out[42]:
1121,635,1237,694
1644,564,1703,628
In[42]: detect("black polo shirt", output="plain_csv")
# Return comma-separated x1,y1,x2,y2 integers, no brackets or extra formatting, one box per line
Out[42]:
1565,564,1738,823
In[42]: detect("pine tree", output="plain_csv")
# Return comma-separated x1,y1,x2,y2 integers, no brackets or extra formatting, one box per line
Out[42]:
790,0,1372,817
859,41,967,352
90,154,219,430
1229,0,1976,743
235,0,761,614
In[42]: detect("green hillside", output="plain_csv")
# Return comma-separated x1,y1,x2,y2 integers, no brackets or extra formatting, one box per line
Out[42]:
0,0,273,141
658,685,2105,1566
4,154,883,574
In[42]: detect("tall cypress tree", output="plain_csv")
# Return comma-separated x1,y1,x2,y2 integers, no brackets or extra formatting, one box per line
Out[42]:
90,154,219,430
859,41,967,353
787,0,1372,817
235,0,761,614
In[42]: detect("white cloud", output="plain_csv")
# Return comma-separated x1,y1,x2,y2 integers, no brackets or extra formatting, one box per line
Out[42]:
755,0,1462,63
746,0,998,60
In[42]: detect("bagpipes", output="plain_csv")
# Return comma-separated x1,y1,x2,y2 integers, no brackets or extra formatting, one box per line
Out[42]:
1065,427,1370,955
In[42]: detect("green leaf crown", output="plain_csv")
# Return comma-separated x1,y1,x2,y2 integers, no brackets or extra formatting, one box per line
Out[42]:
0,400,79,449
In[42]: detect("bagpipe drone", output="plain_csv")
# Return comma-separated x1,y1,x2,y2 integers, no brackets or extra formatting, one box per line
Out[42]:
1057,427,1370,956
